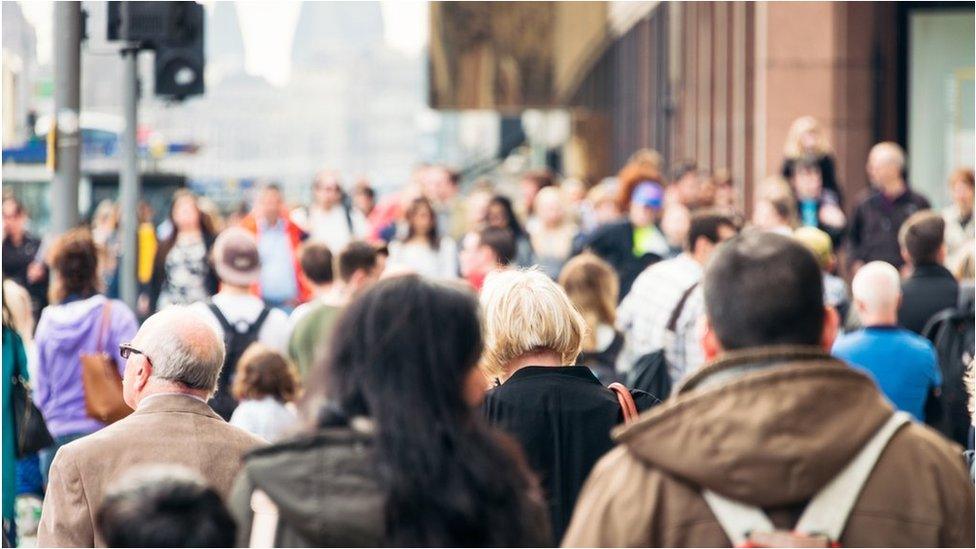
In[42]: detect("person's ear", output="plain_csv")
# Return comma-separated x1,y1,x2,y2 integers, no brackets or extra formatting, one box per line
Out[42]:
937,243,948,265
701,317,723,362
821,306,840,351
901,248,912,267
135,356,152,392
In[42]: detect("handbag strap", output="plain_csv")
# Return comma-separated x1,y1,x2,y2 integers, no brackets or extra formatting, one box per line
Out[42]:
608,382,639,423
95,300,113,354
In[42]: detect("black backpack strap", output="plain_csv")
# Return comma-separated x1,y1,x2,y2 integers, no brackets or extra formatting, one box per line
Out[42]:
207,302,235,335
246,306,273,339
666,282,700,333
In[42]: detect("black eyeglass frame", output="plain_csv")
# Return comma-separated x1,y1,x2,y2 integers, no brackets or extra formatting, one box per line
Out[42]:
119,343,152,364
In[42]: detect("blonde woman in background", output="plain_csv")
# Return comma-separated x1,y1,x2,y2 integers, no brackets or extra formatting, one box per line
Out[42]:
781,115,843,205
558,254,623,383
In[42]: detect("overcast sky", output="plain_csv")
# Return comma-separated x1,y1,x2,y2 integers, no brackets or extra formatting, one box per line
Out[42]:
19,1,428,87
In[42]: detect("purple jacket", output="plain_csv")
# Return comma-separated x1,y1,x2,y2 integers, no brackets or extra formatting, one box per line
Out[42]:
35,295,138,437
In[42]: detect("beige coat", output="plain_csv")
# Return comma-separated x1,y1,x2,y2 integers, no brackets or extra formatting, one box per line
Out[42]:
563,346,975,547
37,394,266,547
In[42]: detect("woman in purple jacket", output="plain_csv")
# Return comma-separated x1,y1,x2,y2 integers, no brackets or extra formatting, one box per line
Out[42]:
34,228,138,483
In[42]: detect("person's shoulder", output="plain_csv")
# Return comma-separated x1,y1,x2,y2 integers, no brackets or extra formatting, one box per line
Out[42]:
831,330,866,353
218,417,269,449
885,421,969,481
896,330,937,357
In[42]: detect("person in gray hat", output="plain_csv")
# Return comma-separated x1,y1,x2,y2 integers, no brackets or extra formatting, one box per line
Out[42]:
190,227,290,419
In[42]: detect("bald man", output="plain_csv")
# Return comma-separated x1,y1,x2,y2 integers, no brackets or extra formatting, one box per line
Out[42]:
832,261,941,422
38,307,266,547
848,142,931,270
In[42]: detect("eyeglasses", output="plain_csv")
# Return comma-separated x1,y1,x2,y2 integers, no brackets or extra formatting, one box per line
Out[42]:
119,343,151,364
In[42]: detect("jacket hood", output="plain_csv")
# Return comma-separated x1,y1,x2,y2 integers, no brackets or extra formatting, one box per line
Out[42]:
38,295,111,347
242,424,384,544
614,346,894,508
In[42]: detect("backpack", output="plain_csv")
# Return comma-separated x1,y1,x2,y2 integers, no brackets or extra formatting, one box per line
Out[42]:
703,412,910,548
625,283,699,403
922,296,975,446
207,303,272,420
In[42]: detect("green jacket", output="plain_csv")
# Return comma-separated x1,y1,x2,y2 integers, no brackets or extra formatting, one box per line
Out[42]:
2,326,28,521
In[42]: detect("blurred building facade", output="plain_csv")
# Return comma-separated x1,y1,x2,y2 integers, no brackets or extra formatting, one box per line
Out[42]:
431,1,975,210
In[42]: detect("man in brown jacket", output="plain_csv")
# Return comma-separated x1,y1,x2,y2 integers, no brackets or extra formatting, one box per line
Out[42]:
563,231,975,547
37,306,266,547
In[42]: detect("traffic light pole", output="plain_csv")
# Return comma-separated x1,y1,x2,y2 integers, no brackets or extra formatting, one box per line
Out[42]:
119,47,140,310
50,2,82,234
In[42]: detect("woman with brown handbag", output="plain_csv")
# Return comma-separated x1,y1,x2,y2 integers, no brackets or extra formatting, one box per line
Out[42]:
33,228,138,484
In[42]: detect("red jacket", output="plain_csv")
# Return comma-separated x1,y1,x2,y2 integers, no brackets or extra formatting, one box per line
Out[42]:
239,213,310,303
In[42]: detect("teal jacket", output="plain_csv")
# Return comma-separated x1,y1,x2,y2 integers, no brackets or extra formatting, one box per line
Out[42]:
2,326,28,521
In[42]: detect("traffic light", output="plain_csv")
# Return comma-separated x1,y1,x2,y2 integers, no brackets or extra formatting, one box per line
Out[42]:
107,2,205,99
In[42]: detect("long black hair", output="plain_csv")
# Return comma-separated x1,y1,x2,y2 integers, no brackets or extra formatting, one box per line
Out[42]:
488,195,527,238
310,275,548,546
403,196,440,250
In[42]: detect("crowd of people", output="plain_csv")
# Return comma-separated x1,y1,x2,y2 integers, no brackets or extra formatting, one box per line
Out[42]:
1,113,975,547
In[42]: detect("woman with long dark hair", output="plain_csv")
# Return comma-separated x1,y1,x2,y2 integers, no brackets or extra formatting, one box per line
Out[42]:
388,197,458,279
229,275,550,547
486,195,535,268
149,190,218,312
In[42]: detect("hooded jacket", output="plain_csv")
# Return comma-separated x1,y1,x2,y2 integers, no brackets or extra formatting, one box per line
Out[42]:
34,295,138,437
228,424,551,547
562,346,975,547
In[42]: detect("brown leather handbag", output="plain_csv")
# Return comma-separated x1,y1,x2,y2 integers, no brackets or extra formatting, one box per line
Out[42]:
81,301,132,424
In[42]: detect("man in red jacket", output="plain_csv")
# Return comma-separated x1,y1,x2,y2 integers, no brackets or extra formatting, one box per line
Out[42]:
240,183,309,309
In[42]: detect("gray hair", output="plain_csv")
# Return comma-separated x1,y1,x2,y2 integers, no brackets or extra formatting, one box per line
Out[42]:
135,306,225,393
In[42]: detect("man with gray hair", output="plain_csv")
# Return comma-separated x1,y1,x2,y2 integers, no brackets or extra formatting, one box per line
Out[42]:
848,142,930,271
832,261,942,422
37,307,265,547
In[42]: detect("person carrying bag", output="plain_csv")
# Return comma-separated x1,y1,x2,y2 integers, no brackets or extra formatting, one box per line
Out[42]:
81,302,132,424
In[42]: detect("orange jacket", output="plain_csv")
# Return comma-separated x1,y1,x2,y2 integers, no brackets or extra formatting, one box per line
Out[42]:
239,213,310,304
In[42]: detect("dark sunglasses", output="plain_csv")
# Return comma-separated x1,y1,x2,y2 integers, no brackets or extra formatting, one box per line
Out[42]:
119,343,151,364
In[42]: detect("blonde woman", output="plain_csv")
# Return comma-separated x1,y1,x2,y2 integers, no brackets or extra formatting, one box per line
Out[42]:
781,115,843,204
558,254,623,383
480,268,653,541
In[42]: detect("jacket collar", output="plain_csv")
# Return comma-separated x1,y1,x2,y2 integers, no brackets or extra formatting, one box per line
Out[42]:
909,263,954,280
676,345,833,394
133,393,223,421
505,365,601,385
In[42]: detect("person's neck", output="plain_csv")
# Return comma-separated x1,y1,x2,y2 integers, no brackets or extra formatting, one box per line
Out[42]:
5,231,23,245
502,350,564,382
261,215,280,227
176,227,202,238
880,178,906,199
135,381,209,407
310,283,333,299
315,202,339,213
220,284,252,296
861,312,898,327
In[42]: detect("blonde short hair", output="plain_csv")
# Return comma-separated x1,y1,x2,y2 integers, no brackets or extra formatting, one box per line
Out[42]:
479,268,586,378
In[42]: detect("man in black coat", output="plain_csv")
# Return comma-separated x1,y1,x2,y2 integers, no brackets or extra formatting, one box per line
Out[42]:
897,210,959,334
848,142,930,271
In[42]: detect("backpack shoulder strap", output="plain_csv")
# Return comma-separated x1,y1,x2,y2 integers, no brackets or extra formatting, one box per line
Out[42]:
701,489,775,546
608,382,639,423
794,412,910,540
246,306,272,339
207,302,235,334
702,412,911,546
666,282,699,333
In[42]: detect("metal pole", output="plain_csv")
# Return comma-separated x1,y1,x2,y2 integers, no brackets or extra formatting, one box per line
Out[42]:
50,2,82,234
119,48,139,309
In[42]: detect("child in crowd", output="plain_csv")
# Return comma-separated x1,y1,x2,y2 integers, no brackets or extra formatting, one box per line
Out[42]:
229,344,301,442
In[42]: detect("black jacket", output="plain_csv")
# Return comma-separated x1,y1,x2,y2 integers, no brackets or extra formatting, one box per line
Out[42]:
482,366,655,542
847,188,930,269
899,263,959,334
573,221,662,299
